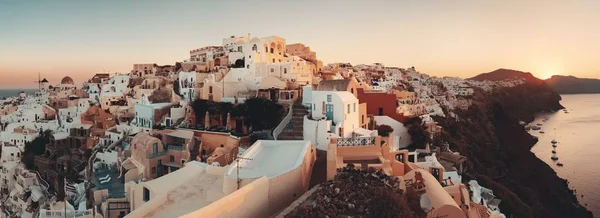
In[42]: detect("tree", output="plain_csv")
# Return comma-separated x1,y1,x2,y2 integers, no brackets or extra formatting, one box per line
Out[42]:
191,99,209,125
173,79,182,97
22,129,53,170
404,117,430,149
243,97,283,130
377,125,394,137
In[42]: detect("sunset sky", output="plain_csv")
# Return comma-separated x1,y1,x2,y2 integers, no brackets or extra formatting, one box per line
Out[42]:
1,0,599,89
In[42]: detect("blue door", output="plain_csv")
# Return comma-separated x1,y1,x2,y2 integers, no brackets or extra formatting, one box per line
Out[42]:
166,119,171,127
325,104,334,121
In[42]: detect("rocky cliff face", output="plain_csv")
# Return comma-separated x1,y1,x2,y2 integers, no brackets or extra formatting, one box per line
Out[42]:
433,81,592,218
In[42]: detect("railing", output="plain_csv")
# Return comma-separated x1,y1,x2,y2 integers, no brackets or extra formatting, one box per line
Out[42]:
167,145,184,151
337,137,377,147
272,104,294,140
147,150,168,159
33,171,50,191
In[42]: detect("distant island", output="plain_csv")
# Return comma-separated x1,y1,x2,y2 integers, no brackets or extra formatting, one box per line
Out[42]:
469,68,600,94
545,75,600,94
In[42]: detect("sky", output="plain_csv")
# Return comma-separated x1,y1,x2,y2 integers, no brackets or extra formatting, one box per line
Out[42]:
1,0,599,89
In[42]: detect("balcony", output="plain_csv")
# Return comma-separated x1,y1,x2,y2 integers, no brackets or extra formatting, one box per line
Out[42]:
337,137,377,147
147,150,168,159
167,145,184,151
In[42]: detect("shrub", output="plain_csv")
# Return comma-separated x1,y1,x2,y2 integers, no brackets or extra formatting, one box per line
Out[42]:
377,124,394,137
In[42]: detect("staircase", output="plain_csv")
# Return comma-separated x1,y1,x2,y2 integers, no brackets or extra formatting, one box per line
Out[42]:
277,102,308,140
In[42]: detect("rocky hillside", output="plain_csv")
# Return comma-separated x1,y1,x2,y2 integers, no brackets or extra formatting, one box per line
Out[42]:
545,75,600,94
434,77,592,217
468,68,543,84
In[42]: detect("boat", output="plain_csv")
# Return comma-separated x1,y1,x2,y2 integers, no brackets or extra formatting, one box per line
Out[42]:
552,144,557,148
531,126,541,130
551,139,558,144
537,123,543,126
557,162,564,167
551,154,559,161
551,150,556,154
540,131,545,134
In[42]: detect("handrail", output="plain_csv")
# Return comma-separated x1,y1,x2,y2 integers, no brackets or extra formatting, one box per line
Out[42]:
272,104,294,140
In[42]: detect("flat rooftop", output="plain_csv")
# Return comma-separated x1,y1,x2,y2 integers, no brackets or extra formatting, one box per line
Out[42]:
226,140,310,179
92,169,125,199
142,162,223,218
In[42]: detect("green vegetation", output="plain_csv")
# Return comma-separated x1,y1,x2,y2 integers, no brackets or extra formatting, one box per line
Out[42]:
404,117,431,150
191,97,284,131
377,124,393,137
21,129,53,170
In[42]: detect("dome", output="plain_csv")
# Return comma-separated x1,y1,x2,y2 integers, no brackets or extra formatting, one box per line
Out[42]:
61,76,74,85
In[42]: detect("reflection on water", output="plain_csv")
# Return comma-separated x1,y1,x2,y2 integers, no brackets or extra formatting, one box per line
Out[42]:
530,94,600,216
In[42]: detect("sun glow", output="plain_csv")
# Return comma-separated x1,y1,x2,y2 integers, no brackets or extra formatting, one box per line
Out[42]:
539,73,553,80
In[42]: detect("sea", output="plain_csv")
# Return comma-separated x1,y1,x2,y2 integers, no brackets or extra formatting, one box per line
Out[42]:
0,89,38,99
530,94,600,216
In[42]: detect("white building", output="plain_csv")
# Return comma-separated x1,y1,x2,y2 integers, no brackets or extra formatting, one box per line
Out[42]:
102,74,130,96
125,140,315,218
178,71,197,102
302,86,360,150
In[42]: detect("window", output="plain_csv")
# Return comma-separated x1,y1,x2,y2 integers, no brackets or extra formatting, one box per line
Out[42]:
270,48,274,53
247,65,250,69
209,86,213,93
272,58,275,63
270,68,274,73
252,44,257,51
347,104,350,114
143,188,150,202
152,143,158,154
151,167,156,174
327,95,332,102
265,47,269,53
237,46,242,52
354,103,356,112
284,68,287,74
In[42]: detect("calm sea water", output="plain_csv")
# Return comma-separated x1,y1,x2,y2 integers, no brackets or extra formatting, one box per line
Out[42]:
531,94,600,216
0,89,38,99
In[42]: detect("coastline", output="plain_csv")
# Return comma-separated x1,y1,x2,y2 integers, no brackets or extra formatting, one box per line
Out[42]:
433,82,592,218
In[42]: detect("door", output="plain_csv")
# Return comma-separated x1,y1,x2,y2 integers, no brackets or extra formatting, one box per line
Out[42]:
378,107,384,116
431,168,440,182
157,160,163,177
325,104,334,121
236,119,243,133
166,119,171,127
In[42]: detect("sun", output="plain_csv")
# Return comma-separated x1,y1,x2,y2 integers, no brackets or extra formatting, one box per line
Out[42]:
538,72,553,80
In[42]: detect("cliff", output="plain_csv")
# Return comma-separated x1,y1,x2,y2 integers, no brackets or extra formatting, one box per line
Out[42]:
545,75,600,94
433,79,592,217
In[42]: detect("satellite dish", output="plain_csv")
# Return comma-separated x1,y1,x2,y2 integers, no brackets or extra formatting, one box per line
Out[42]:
420,193,432,212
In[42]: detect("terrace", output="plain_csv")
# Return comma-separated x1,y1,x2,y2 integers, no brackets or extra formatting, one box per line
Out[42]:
92,168,125,199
